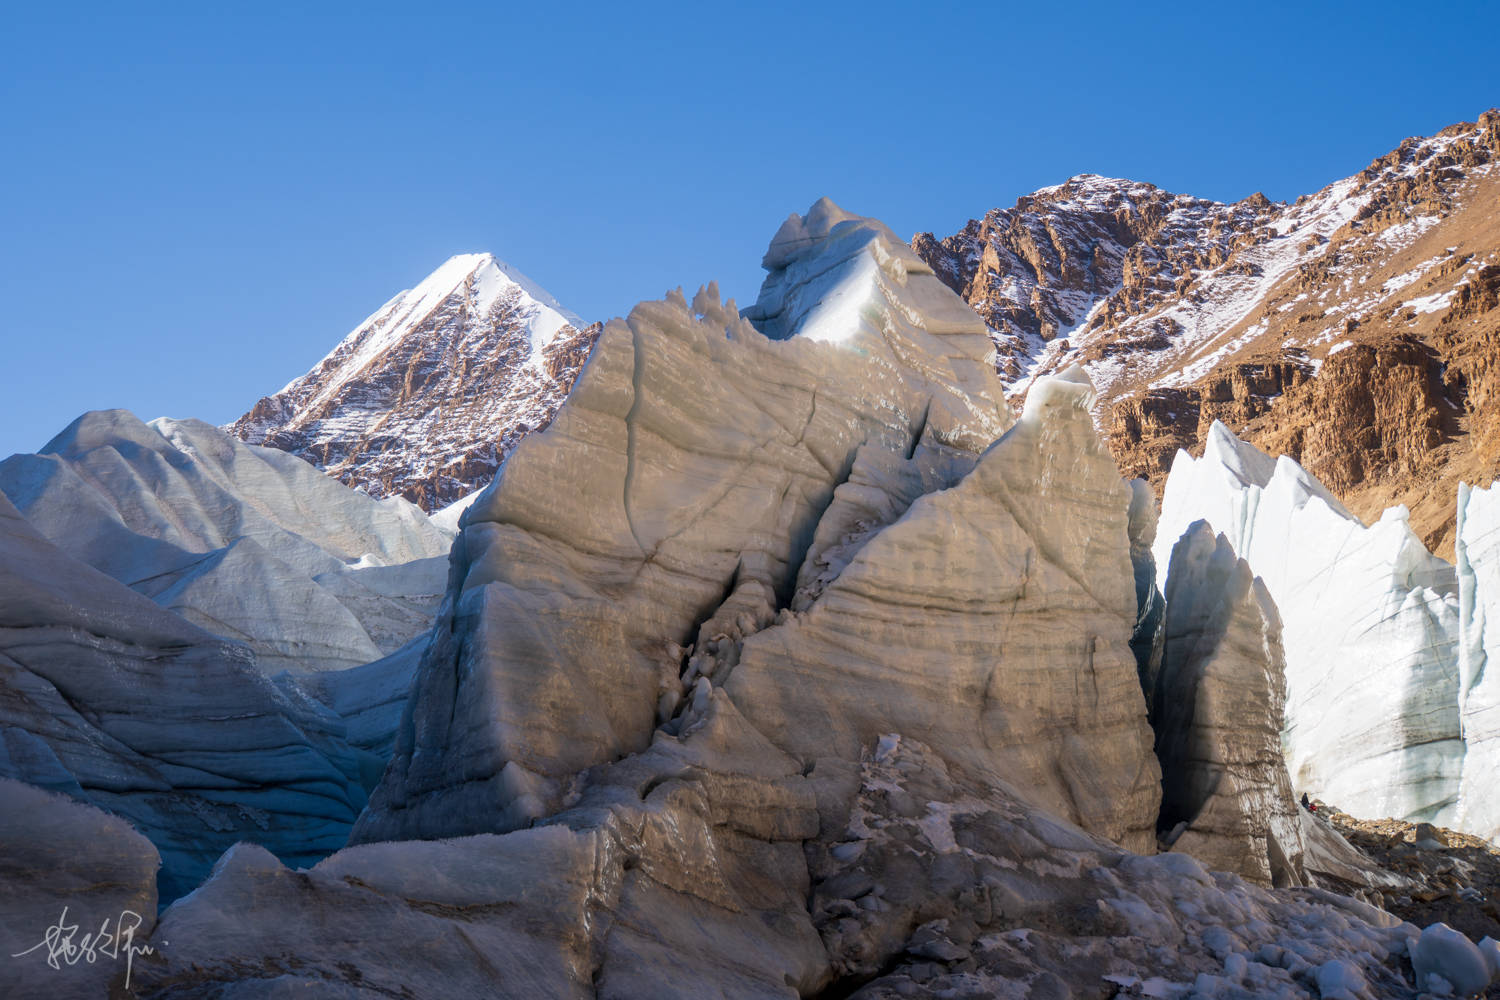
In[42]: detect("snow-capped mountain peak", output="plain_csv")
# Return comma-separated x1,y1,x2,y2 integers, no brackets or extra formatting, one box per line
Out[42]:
230,253,600,511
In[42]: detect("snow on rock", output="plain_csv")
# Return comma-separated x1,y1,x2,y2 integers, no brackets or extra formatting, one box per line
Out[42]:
229,252,600,511
1456,481,1500,842
351,199,1015,845
1153,520,1306,887
1155,421,1464,825
0,411,451,673
0,488,371,900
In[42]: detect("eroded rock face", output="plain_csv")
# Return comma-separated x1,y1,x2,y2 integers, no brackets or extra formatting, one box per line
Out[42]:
0,489,370,900
0,411,451,673
229,252,601,511
1155,423,1464,825
1456,481,1500,843
911,175,1281,386
1154,521,1306,887
352,200,1014,845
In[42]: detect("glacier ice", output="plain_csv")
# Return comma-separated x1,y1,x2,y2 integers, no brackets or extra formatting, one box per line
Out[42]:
1456,481,1500,842
728,364,1161,852
0,487,371,899
0,411,451,674
0,778,160,998
1155,421,1463,823
351,200,1019,845
5,197,1495,998
1153,520,1305,887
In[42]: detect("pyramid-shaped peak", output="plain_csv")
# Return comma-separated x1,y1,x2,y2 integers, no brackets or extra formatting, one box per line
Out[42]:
393,253,582,330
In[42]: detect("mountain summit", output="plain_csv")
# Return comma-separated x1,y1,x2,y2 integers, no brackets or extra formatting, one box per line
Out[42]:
229,253,599,510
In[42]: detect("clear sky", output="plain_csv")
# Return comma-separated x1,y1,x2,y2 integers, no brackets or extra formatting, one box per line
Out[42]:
2,1,1497,460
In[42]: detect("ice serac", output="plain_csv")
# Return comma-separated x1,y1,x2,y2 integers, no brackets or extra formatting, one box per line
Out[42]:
230,252,601,510
1155,421,1464,824
0,411,450,674
1153,521,1306,887
726,366,1161,852
351,199,1014,844
0,487,371,900
1456,481,1500,842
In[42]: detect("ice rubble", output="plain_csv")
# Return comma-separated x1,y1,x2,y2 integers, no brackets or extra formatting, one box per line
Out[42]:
1155,421,1463,824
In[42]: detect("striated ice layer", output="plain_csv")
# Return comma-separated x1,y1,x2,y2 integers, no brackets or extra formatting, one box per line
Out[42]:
1155,421,1463,824
1456,482,1500,842
0,489,371,901
0,411,450,674
728,365,1162,853
352,199,1020,845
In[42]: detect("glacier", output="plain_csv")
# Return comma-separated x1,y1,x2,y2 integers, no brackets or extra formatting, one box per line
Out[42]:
0,487,373,900
0,410,451,674
2,196,1498,998
1456,481,1500,843
1154,421,1464,824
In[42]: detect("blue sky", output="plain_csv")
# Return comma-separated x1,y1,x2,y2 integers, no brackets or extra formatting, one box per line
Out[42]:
2,2,1496,460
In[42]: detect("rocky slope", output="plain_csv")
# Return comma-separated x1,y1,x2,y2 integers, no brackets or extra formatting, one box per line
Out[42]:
229,253,601,510
914,110,1500,557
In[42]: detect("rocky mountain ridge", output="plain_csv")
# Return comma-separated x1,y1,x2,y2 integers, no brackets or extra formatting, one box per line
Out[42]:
223,112,1497,555
914,110,1500,557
